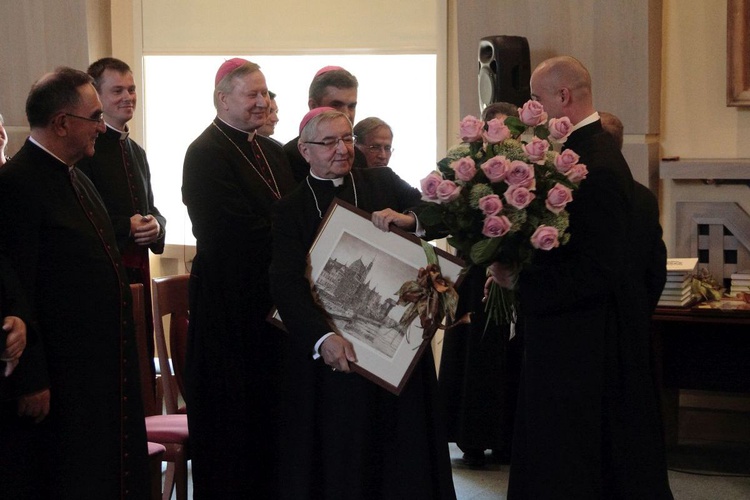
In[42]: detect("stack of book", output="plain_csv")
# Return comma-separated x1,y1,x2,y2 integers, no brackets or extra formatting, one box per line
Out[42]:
658,257,698,307
730,269,750,297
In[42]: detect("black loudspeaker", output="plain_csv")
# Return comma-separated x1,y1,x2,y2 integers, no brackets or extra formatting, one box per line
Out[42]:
478,35,531,113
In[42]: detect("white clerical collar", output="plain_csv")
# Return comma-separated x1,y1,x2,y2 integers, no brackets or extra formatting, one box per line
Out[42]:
216,116,256,141
105,122,129,140
28,136,72,169
310,171,346,186
570,112,600,133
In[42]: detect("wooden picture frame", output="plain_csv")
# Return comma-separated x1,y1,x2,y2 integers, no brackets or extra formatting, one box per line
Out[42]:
269,199,464,395
727,0,750,106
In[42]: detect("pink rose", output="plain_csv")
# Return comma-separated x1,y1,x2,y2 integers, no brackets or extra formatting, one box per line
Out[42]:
505,160,536,188
483,118,511,144
530,225,560,251
482,215,512,238
565,163,588,183
545,183,573,214
554,149,580,174
523,137,550,164
481,155,510,183
459,115,484,142
547,117,573,142
450,157,477,182
436,180,462,203
478,194,503,216
420,172,444,199
504,184,536,209
518,100,548,127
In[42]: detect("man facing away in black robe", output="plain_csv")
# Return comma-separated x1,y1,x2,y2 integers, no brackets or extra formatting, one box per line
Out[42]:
490,56,673,500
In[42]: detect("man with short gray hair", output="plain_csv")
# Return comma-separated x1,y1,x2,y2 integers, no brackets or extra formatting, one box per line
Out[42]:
182,57,295,498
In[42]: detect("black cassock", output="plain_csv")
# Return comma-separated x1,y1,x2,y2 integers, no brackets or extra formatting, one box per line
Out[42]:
508,121,673,499
0,140,149,499
270,167,457,500
182,119,296,497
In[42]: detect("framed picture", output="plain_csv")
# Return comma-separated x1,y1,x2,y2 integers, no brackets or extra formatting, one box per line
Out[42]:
727,0,750,106
270,199,464,395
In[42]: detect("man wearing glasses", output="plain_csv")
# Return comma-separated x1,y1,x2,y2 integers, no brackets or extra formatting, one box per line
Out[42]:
270,108,456,499
0,67,149,498
353,116,394,168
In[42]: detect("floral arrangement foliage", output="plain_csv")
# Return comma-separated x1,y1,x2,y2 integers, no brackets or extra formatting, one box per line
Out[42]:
418,100,588,324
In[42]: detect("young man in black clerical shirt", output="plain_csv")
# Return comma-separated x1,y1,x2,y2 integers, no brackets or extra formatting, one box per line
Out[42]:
77,58,166,365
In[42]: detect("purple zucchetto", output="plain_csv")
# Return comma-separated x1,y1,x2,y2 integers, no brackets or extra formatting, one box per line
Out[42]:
215,57,251,87
299,106,336,135
314,65,345,78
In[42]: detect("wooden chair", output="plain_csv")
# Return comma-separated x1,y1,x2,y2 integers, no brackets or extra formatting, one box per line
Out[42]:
131,283,191,500
151,274,190,415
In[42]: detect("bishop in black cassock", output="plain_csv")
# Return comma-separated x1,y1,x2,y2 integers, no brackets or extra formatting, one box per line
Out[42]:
270,108,456,500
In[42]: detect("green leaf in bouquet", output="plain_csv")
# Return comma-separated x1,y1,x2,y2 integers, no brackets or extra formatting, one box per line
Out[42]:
534,125,550,140
436,158,455,178
470,237,501,266
504,115,526,138
468,141,484,157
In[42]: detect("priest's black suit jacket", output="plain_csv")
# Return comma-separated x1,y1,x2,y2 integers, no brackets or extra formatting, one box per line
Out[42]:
270,167,456,500
508,121,673,499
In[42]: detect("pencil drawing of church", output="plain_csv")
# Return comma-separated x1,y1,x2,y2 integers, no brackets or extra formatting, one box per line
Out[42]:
314,254,407,358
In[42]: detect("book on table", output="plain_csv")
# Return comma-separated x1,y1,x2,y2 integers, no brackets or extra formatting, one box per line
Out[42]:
666,257,698,273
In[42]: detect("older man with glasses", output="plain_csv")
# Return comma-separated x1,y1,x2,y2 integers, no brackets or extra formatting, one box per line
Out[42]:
0,67,149,499
353,116,394,168
269,107,456,500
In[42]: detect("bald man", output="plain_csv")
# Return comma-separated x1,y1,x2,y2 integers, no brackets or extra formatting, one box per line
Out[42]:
495,56,673,499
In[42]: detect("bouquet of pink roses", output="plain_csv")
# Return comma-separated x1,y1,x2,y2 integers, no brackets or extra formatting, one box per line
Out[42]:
418,100,588,326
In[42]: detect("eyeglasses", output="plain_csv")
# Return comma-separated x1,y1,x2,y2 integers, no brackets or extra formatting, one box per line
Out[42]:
64,112,105,124
361,144,394,154
303,136,356,149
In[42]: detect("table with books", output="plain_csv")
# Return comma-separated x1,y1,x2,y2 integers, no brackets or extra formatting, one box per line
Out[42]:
651,261,750,444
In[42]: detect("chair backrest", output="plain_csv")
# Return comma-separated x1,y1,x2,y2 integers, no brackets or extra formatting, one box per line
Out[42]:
131,283,161,417
151,274,190,414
